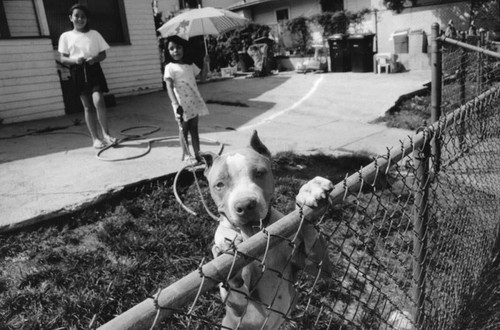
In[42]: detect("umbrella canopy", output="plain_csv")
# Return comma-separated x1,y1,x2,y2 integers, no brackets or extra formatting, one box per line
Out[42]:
157,7,249,41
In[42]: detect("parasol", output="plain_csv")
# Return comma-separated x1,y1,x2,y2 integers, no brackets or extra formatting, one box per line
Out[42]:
157,7,249,54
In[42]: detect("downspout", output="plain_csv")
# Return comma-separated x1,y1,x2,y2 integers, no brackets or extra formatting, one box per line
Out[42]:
374,8,378,53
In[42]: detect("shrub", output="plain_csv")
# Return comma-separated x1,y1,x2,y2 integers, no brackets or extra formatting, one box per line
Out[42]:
207,23,271,70
286,16,312,56
312,9,372,39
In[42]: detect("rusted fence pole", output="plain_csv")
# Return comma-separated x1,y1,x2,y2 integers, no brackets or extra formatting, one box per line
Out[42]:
412,128,432,329
477,28,485,94
430,23,442,172
460,31,467,105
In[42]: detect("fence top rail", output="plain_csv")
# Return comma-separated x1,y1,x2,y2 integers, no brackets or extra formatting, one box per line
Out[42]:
440,35,500,60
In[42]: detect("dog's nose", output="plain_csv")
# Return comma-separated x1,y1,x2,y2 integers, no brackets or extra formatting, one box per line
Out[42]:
234,199,257,216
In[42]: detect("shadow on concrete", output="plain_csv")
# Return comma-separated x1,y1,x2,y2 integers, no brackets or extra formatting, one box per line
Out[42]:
0,75,290,163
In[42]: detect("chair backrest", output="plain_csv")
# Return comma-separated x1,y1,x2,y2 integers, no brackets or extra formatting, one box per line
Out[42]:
377,57,388,65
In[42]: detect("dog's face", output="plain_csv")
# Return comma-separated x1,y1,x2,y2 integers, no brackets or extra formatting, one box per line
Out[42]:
202,131,274,235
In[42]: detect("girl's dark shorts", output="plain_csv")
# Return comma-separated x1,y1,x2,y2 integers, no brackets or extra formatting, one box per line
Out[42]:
71,62,109,95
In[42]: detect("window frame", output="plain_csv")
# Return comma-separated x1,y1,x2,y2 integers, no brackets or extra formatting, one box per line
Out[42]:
79,0,130,46
275,7,290,23
0,0,130,46
0,0,49,38
0,0,10,37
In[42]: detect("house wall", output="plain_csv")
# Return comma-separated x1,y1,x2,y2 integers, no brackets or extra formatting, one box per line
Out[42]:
0,38,65,123
344,0,470,70
203,0,236,9
250,0,321,24
102,0,162,97
372,2,468,53
0,0,162,124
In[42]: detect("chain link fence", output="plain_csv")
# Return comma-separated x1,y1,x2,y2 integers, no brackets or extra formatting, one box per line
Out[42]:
97,24,500,330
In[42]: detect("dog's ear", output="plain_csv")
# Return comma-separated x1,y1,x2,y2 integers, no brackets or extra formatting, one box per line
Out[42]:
250,130,271,159
199,152,218,176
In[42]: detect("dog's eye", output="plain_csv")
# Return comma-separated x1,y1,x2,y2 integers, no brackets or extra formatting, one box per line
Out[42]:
255,170,266,178
215,182,225,190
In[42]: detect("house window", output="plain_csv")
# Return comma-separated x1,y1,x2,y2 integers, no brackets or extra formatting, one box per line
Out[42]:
43,0,130,48
320,0,343,12
181,0,199,9
276,8,289,22
0,0,40,38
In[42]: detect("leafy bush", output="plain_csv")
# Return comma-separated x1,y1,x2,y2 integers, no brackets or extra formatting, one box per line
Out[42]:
312,9,372,39
206,23,271,70
286,16,312,56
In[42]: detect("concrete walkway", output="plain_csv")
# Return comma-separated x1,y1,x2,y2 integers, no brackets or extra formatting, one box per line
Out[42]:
0,70,431,232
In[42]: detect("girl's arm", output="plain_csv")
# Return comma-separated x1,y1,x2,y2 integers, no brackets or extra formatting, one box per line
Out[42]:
165,78,182,121
86,51,107,65
60,53,85,66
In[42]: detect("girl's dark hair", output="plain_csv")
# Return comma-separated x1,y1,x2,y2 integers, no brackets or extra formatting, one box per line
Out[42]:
69,4,90,16
69,4,90,30
165,35,194,64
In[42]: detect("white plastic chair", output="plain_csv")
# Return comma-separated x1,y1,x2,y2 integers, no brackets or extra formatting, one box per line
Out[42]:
373,53,393,74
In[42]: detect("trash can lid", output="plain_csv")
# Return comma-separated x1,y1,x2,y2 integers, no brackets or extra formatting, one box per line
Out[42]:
392,29,410,36
348,33,375,39
328,33,346,39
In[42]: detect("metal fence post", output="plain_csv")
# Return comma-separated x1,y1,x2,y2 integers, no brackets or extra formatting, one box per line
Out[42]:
412,129,432,329
456,31,468,149
460,31,467,105
430,23,442,172
477,28,485,93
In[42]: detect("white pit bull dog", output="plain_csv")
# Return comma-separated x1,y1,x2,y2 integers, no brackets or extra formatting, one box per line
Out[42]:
201,131,334,330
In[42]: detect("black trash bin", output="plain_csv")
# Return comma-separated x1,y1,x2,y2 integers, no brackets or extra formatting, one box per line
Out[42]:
328,34,351,72
348,34,375,72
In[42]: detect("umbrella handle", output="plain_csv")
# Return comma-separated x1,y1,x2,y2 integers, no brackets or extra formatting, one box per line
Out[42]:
203,36,210,75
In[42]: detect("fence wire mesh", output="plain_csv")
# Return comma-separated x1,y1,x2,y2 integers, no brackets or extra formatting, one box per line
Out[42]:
97,29,500,330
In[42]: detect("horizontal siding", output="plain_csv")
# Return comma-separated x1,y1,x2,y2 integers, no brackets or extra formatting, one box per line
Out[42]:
0,1,162,123
98,0,163,97
0,39,64,124
0,77,60,95
1,100,63,118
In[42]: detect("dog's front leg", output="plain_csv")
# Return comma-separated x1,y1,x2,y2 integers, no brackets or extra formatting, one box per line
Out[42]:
295,176,335,277
212,219,251,317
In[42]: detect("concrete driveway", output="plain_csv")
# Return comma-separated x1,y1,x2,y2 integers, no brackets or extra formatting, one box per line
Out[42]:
0,70,430,232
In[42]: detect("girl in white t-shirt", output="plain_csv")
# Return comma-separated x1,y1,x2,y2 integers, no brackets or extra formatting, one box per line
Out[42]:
164,36,209,163
58,4,116,149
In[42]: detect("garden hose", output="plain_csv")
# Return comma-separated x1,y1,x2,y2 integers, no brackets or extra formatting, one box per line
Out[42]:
97,124,223,221
96,125,223,162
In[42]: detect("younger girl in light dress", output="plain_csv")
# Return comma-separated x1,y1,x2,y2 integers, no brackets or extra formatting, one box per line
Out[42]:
163,36,209,163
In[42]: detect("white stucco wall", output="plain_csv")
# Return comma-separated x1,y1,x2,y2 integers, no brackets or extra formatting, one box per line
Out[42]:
203,0,236,9
344,1,471,70
374,3,470,53
249,0,321,25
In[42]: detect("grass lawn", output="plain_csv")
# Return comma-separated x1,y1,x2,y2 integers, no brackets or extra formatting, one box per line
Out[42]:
0,152,378,329
372,89,431,131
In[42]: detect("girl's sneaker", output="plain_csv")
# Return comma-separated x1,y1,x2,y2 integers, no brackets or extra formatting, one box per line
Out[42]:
183,155,198,165
93,139,106,149
103,136,117,146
